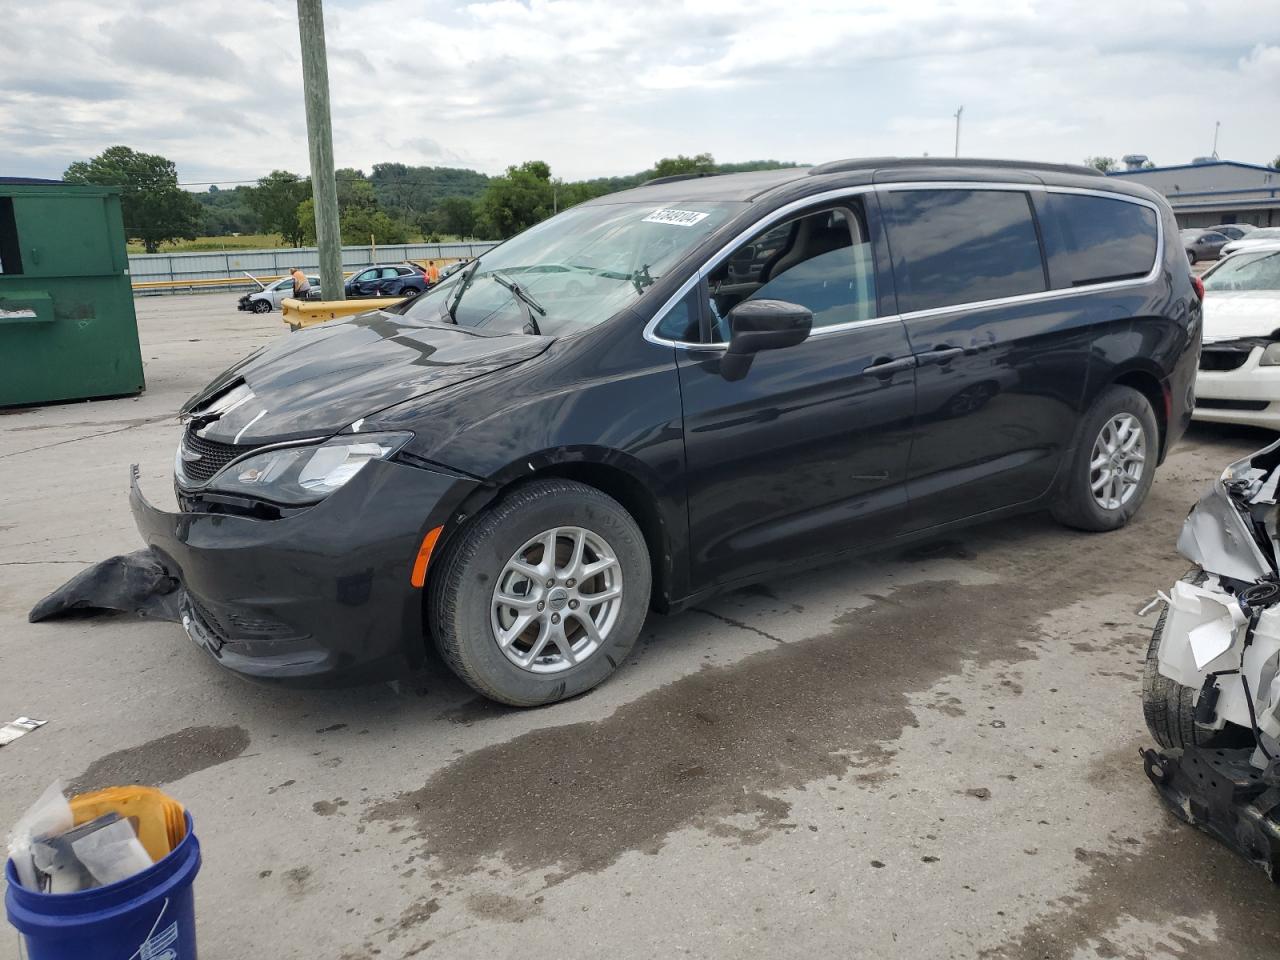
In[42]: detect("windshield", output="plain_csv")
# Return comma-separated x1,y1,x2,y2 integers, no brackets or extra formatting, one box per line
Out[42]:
1204,250,1280,292
402,200,744,335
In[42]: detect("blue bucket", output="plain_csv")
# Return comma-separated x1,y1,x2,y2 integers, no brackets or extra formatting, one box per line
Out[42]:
5,811,200,960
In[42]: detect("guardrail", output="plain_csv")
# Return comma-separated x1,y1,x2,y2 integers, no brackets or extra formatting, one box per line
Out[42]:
129,241,498,294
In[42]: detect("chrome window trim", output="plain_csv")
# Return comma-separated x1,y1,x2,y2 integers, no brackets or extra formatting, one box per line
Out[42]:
642,180,1165,349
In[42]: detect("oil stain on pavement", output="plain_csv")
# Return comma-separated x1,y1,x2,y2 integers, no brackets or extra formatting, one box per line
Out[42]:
978,826,1280,958
366,579,1038,880
68,724,250,793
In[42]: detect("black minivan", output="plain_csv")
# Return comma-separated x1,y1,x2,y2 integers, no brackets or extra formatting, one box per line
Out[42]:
133,158,1200,705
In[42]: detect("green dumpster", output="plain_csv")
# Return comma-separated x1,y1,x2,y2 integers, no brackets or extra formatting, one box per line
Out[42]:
0,177,144,407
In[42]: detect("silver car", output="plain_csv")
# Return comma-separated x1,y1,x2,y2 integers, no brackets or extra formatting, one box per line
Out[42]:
237,274,319,314
1181,229,1230,264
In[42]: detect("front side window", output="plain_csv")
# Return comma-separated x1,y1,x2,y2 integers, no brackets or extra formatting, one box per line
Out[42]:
880,188,1046,314
1043,193,1157,287
702,204,877,343
403,200,743,336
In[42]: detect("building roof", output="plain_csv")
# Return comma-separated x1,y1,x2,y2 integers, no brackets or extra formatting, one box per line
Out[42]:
1109,160,1279,177
0,176,63,185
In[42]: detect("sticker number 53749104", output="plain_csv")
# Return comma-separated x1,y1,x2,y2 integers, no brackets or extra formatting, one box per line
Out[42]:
642,209,710,227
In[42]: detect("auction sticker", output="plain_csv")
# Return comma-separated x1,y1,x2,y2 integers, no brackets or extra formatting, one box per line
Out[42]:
643,209,709,226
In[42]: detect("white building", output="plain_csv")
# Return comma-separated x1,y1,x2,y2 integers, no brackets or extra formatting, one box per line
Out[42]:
1107,160,1279,229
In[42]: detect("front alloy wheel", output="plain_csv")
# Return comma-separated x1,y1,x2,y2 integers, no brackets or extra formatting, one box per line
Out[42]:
491,526,623,673
430,479,651,706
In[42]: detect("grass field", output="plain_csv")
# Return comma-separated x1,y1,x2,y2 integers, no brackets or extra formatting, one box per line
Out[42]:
126,234,286,254
126,233,468,254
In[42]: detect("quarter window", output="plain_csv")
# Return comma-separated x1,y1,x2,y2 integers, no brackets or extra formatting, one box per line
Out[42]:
1043,193,1158,287
703,204,877,343
880,189,1046,314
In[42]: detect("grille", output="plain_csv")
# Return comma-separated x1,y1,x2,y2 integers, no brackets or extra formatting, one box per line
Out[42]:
180,429,244,485
1196,398,1269,412
1199,349,1251,372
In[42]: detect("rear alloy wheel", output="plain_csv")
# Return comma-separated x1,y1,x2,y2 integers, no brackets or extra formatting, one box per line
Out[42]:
252,299,272,313
1052,385,1158,531
431,479,650,705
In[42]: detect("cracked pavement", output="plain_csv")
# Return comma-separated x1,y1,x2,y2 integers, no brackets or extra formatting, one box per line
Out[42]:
2,294,1280,958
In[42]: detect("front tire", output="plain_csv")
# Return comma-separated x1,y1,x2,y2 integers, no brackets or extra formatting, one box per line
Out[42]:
1051,385,1158,532
252,300,272,314
1143,578,1250,750
430,479,651,706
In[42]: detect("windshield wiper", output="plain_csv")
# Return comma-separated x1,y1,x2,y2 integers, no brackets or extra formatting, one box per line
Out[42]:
444,260,482,323
488,271,546,335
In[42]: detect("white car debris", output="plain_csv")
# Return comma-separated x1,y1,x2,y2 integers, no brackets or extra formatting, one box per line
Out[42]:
1144,439,1280,880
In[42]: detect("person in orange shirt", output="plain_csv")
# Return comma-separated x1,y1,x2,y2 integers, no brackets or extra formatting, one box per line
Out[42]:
425,260,440,285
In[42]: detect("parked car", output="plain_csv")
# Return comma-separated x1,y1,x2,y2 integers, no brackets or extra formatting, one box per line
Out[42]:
1192,244,1280,429
1207,223,1256,241
132,158,1198,705
237,274,319,313
1219,227,1280,258
345,264,426,298
1182,228,1230,264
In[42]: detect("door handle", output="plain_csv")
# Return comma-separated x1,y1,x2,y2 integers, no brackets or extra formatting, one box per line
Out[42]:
861,356,916,378
917,346,965,366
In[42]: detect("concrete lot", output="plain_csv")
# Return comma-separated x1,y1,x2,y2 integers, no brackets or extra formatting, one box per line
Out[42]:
3,293,1280,959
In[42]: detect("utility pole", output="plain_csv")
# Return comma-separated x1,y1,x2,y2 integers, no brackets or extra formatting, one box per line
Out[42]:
296,0,343,301
1212,120,1220,159
954,105,964,158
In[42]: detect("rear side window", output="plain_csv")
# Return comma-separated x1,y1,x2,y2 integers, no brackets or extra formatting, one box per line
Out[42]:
880,189,1046,314
1043,193,1157,287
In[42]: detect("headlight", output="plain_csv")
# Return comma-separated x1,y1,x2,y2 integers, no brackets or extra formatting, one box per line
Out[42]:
1260,343,1280,366
203,432,413,504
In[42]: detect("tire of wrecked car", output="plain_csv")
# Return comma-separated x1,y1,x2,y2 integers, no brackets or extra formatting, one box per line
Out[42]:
1142,571,1253,751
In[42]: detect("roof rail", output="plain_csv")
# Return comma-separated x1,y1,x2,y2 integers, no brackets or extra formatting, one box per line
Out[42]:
641,172,718,186
808,157,1104,178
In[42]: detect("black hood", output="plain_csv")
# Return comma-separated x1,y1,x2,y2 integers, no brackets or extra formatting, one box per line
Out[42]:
182,311,550,445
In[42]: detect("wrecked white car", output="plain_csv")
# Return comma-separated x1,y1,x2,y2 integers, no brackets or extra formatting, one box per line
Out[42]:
1144,439,1280,880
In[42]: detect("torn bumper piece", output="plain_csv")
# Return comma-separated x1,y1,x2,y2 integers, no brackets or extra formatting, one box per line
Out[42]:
128,458,476,686
1143,746,1280,882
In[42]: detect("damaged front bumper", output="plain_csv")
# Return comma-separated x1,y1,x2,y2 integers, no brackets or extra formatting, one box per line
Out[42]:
129,458,476,685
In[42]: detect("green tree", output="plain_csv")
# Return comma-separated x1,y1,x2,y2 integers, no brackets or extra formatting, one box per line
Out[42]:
1273,155,1280,170
476,161,555,239
63,145,202,253
652,153,716,179
1084,156,1117,173
437,196,478,237
247,170,311,246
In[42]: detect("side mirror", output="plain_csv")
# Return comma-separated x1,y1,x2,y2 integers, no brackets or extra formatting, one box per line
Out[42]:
720,299,813,381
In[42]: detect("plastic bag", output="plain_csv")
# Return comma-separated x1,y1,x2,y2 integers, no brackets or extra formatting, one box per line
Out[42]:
7,780,73,890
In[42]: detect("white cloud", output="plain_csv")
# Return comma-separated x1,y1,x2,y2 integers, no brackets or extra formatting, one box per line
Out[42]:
2,0,1277,184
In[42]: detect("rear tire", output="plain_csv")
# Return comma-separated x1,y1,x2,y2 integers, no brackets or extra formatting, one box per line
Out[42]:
1143,573,1250,750
430,479,651,706
1051,385,1158,532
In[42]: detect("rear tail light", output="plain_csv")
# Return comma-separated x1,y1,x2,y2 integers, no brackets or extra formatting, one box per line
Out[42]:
1191,275,1204,301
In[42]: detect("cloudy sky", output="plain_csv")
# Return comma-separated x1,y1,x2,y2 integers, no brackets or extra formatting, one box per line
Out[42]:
3,0,1278,186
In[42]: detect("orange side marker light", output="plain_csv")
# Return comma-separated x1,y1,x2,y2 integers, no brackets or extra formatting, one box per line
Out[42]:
410,526,444,588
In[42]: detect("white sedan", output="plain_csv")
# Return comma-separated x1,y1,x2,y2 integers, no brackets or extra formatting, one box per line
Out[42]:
1218,226,1280,258
1194,244,1280,429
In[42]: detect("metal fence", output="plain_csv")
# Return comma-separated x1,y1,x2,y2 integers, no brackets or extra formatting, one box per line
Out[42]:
129,241,499,295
